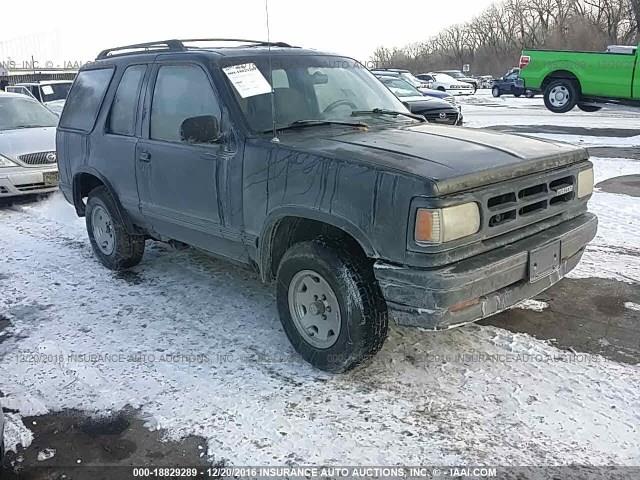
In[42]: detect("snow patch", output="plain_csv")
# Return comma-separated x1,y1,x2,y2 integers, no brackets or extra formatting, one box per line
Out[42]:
37,448,56,462
3,413,34,453
624,302,640,312
514,299,549,312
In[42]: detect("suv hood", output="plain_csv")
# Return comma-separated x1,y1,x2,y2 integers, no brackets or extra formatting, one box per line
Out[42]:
0,127,56,161
280,124,588,196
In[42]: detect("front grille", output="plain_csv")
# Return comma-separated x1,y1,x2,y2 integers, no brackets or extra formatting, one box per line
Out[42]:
16,182,48,192
18,151,57,166
486,174,575,229
423,111,458,124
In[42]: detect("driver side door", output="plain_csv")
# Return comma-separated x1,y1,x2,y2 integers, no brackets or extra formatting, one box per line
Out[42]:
136,62,223,243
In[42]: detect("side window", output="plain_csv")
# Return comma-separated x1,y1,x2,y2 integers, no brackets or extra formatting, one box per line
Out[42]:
108,65,147,136
59,68,114,132
150,65,221,143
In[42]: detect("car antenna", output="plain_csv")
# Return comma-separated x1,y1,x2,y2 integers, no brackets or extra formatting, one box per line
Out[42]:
265,0,280,143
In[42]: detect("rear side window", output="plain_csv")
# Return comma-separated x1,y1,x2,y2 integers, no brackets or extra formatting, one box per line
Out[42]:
108,65,147,136
150,65,221,143
60,68,114,132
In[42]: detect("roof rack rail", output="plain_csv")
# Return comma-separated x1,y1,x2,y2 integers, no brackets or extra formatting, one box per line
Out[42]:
96,38,294,60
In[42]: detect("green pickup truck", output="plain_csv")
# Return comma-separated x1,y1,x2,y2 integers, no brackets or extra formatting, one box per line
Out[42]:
519,44,639,113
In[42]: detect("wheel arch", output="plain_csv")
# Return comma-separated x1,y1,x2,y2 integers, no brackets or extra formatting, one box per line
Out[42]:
542,70,582,93
258,209,377,283
72,168,136,234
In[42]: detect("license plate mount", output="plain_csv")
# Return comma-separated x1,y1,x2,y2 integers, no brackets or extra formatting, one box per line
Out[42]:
529,241,561,283
43,171,59,186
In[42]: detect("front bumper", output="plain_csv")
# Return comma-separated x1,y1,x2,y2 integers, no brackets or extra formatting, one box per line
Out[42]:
374,213,597,329
448,88,474,96
0,167,59,197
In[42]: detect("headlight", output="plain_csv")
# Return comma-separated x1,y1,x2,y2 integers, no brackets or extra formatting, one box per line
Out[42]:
415,202,481,244
577,168,594,198
0,154,17,168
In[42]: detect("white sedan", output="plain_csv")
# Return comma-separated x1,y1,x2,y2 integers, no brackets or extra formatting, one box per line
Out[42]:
418,73,475,95
0,92,59,198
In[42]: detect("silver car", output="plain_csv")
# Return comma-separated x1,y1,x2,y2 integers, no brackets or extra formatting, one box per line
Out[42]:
0,92,59,197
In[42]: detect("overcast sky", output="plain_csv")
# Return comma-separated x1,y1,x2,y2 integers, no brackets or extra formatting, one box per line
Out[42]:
1,0,496,66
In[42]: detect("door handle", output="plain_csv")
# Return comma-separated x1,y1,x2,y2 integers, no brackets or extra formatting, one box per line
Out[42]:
139,151,151,162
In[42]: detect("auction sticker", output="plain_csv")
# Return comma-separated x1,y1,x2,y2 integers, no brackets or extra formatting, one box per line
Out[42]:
223,63,272,98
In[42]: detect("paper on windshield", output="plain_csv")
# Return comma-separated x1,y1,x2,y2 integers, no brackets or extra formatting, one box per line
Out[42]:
223,63,272,98
41,85,54,95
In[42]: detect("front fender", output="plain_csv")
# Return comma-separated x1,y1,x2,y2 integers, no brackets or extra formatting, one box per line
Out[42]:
258,206,378,281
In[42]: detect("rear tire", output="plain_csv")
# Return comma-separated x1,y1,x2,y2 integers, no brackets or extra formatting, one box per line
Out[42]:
86,186,145,271
577,103,602,113
276,238,388,373
544,79,579,113
437,86,446,92
492,87,500,97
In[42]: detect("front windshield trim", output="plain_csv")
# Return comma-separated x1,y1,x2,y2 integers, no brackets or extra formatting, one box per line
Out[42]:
222,54,414,135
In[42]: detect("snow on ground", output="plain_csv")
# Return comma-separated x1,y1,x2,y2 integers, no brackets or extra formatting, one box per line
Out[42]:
0,200,638,466
569,157,640,284
522,133,640,148
459,89,640,129
514,299,549,312
1,96,639,467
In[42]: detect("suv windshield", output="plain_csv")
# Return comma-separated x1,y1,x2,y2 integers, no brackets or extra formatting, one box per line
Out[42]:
0,96,59,130
379,77,422,97
226,56,413,132
40,82,72,102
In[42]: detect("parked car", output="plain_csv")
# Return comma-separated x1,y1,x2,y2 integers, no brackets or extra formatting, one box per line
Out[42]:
435,70,478,92
375,73,458,105
416,73,474,95
58,39,597,373
6,80,73,116
376,75,462,125
0,92,59,197
519,44,639,113
491,69,535,98
478,75,494,89
370,69,433,93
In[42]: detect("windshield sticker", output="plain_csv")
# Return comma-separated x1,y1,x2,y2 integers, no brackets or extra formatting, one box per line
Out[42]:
223,63,272,98
41,85,54,95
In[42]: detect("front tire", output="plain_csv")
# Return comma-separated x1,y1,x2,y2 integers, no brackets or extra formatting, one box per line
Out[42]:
492,87,500,97
86,186,145,271
544,79,579,113
276,238,388,373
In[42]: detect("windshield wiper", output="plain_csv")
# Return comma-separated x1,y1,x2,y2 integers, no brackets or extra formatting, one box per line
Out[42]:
262,119,369,134
351,108,426,122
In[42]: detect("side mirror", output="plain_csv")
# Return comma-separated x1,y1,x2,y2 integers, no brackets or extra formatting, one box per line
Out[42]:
180,115,221,144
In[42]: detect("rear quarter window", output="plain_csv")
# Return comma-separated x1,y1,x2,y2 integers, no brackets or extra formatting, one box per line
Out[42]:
59,68,114,132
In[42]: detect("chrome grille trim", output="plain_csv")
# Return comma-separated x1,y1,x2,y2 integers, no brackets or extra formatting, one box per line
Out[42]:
18,151,57,166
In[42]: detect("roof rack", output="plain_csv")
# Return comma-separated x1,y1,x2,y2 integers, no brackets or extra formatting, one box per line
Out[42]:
96,38,294,60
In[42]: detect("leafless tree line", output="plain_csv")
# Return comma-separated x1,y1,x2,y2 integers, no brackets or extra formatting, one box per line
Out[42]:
371,0,640,76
